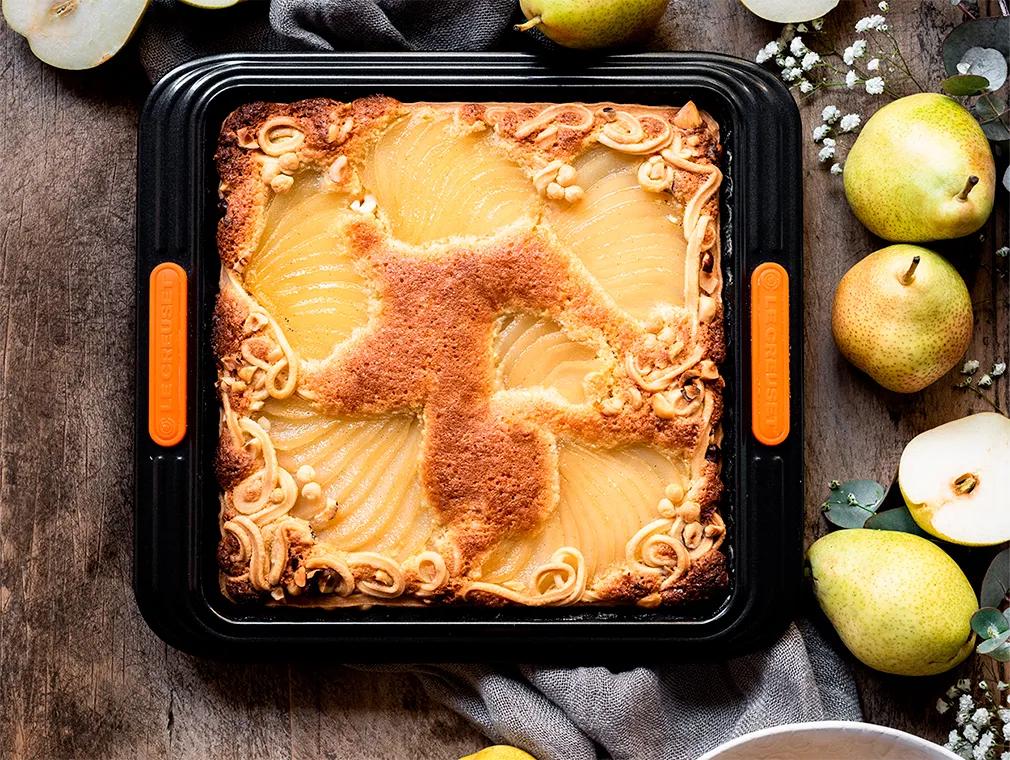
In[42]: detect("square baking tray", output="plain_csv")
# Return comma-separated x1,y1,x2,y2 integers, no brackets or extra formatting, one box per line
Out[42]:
135,52,803,661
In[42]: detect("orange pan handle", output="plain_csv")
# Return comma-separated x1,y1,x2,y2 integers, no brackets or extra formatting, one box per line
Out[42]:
750,262,790,446
148,263,187,447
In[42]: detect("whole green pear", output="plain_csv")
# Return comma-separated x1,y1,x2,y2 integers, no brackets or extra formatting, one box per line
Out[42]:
808,529,976,676
516,0,668,49
844,93,995,242
831,244,972,393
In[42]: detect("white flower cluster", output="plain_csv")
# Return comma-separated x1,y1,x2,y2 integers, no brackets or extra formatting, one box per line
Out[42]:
939,679,1010,760
811,105,861,174
855,14,888,33
753,22,824,94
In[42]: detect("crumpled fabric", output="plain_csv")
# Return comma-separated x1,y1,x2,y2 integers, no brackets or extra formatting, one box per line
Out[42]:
375,619,862,760
137,0,519,81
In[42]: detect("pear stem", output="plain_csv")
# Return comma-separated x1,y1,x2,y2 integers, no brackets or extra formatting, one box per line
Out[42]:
514,16,542,32
957,175,979,201
953,473,978,494
900,255,920,286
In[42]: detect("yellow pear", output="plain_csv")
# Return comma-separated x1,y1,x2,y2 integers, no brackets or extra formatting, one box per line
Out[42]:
461,747,537,760
808,529,977,676
516,0,668,49
844,93,995,241
831,244,972,393
900,412,1010,546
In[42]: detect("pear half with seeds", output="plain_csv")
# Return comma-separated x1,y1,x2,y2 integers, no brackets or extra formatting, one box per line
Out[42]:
3,0,149,70
900,412,1010,546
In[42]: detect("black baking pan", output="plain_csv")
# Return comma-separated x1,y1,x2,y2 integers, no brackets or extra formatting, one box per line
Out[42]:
135,52,804,661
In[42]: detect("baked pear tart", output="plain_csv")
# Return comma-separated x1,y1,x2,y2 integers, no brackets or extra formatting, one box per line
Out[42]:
213,96,727,608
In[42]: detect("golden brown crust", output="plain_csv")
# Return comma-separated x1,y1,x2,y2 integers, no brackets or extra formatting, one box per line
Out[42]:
212,97,728,609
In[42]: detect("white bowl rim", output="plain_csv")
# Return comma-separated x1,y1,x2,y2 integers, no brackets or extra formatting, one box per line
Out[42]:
695,719,962,760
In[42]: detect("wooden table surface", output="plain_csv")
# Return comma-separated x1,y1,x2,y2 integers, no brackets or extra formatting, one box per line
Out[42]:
1,2,1006,758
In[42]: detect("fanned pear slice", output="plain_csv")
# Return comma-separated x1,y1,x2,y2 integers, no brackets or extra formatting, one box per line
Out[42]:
360,113,537,245
244,179,371,362
479,442,688,587
547,149,687,321
262,396,434,562
493,313,605,404
3,0,149,70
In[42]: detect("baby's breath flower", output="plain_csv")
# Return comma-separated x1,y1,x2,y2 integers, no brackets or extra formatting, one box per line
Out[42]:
867,58,880,71
782,67,803,82
845,70,858,88
818,144,836,162
961,694,975,713
998,707,1010,723
839,113,861,132
812,17,824,30
996,246,1009,258
963,724,980,743
978,374,993,389
842,39,868,66
974,731,995,760
938,698,951,714
796,22,808,32
812,124,830,142
971,707,990,728
865,76,885,95
963,360,981,375
799,79,814,94
998,681,1008,691
855,15,887,33
790,37,806,56
783,55,797,68
801,51,821,70
822,105,841,123
830,163,843,175
878,0,889,9
755,40,781,64
959,679,972,691
993,362,1007,377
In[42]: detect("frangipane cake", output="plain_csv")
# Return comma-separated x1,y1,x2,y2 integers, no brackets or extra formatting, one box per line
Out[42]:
214,96,727,608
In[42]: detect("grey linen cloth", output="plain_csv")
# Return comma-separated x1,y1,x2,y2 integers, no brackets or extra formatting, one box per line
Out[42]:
396,619,861,760
137,0,519,81
138,5,863,757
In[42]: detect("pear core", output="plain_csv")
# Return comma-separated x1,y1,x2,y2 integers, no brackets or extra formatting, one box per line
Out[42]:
808,529,977,676
900,412,1010,546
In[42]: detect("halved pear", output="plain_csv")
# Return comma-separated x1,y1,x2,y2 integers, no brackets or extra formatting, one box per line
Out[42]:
3,0,149,70
899,412,1010,546
739,0,838,23
177,0,243,7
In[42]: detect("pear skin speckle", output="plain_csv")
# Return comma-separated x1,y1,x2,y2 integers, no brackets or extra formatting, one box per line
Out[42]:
808,529,977,676
831,244,973,393
844,93,995,242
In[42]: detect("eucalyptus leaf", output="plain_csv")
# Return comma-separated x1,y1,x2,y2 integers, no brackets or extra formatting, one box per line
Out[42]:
958,47,1008,90
974,96,1010,142
983,643,1010,662
979,629,1010,654
971,607,1010,638
980,548,1009,609
943,74,991,97
943,17,1010,77
863,506,932,538
820,479,885,529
